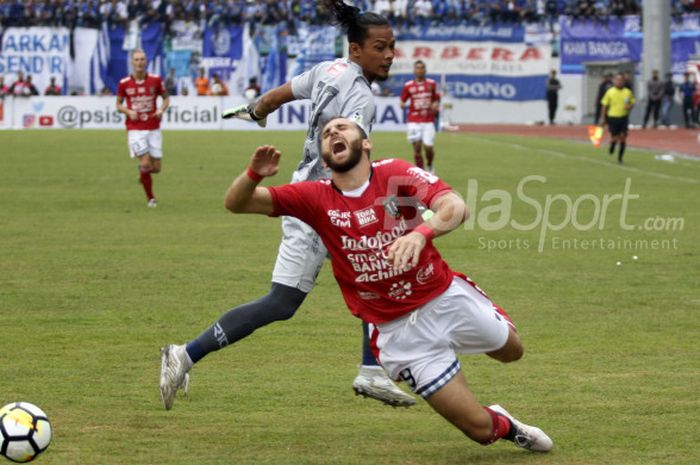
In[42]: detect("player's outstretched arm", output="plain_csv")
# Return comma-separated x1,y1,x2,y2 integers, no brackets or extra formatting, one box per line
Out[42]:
224,145,281,215
388,192,468,271
222,82,295,127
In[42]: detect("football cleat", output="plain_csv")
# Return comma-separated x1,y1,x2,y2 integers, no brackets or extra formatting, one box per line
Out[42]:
160,344,191,410
489,404,553,452
352,366,416,408
147,198,158,208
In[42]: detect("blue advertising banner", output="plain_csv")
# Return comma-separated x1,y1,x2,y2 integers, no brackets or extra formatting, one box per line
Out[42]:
0,27,71,95
560,14,700,75
397,23,525,43
389,32,551,101
201,23,243,81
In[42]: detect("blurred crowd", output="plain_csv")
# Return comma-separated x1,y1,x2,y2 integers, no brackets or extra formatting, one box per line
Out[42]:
2,0,694,31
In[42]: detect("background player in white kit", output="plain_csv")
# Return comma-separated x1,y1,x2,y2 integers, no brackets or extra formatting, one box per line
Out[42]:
220,117,553,453
400,60,440,173
159,1,415,410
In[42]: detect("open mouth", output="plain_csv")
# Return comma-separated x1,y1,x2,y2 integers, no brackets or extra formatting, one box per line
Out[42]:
331,138,347,155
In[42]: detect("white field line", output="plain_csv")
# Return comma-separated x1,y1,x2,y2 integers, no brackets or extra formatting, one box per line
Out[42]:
463,135,700,185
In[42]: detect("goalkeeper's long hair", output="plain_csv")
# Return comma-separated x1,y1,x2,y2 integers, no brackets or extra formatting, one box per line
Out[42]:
323,0,389,45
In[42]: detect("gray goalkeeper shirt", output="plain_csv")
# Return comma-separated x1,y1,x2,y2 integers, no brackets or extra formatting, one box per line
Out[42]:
290,58,375,183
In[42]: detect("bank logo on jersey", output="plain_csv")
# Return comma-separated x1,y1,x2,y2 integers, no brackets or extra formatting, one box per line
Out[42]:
354,207,378,227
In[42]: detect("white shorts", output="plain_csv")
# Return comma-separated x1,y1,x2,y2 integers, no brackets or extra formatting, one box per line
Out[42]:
128,130,163,159
407,122,436,146
271,215,327,293
371,276,510,399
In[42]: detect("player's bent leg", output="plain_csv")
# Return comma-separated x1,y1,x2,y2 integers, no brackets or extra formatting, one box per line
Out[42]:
425,374,553,452
424,372,496,442
149,157,161,173
488,404,553,452
186,283,307,363
486,327,523,363
137,154,157,206
424,145,435,173
412,141,424,168
160,284,307,410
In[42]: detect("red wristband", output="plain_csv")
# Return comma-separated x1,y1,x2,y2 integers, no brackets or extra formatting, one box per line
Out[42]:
414,224,435,241
246,166,264,182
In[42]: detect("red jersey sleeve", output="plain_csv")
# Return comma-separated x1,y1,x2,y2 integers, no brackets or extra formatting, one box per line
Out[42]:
156,76,167,97
432,83,440,102
117,80,126,98
400,83,410,103
267,182,323,225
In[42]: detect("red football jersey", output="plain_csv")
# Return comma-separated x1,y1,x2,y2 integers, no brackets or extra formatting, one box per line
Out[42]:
400,78,440,123
268,158,455,324
117,74,167,130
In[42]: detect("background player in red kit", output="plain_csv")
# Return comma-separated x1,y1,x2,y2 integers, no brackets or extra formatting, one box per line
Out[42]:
116,49,170,207
400,60,440,173
221,117,554,453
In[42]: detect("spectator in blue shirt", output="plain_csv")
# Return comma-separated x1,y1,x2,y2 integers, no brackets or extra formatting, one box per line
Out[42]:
679,72,696,128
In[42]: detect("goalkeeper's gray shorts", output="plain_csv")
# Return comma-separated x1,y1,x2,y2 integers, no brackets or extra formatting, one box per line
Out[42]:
271,215,326,293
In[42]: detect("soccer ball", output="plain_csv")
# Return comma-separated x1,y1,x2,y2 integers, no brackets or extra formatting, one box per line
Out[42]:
0,402,51,463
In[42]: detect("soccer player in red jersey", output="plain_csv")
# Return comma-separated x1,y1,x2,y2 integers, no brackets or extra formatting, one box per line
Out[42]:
400,60,440,173
116,49,170,207
222,117,554,453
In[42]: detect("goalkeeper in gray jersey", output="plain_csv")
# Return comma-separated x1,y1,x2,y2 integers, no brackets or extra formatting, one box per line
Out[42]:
160,1,415,410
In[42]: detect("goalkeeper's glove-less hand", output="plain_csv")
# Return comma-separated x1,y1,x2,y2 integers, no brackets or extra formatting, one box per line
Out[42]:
222,103,267,128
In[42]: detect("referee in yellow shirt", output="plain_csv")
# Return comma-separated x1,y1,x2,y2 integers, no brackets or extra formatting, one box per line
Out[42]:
601,73,635,163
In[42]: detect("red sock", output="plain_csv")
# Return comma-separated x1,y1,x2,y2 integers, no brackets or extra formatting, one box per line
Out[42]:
480,406,512,445
139,168,154,200
414,154,424,168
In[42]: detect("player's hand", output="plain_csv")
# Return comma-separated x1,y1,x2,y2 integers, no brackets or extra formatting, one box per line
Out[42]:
222,103,267,128
249,145,281,177
387,232,426,272
127,109,138,120
154,109,164,120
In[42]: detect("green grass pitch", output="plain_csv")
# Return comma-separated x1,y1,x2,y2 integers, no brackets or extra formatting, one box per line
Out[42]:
1,128,698,464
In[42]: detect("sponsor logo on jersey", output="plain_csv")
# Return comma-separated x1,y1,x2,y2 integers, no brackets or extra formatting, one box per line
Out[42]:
354,207,378,227
341,217,407,251
327,62,348,77
382,195,400,218
126,88,135,95
357,291,380,300
388,281,413,300
327,209,351,227
416,262,435,284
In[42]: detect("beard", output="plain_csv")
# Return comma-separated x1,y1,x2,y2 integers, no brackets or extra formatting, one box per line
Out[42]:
323,138,363,173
